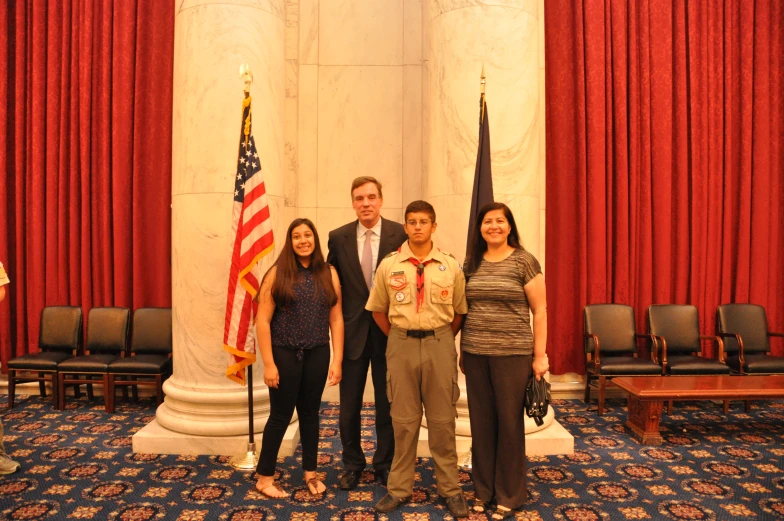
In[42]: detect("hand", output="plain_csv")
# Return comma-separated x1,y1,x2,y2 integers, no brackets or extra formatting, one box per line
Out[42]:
458,352,465,375
327,361,342,386
264,364,280,388
532,355,549,381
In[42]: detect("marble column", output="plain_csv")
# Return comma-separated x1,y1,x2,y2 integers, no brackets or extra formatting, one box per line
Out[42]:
425,0,548,437
150,0,287,444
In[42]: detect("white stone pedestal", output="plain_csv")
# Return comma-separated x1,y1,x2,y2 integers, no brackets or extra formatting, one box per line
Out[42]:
133,418,300,457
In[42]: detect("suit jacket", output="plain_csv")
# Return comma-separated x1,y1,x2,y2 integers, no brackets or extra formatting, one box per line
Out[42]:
327,217,407,361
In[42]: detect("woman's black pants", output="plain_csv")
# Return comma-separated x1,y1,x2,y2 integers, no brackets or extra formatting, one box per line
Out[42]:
257,344,330,476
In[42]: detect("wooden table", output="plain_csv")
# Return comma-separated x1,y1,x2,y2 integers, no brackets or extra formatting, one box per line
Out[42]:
613,375,784,445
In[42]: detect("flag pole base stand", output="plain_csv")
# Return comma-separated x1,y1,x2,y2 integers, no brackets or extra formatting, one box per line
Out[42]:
229,442,259,471
458,447,472,471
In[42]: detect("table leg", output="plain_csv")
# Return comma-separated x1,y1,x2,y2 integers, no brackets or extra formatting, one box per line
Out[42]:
625,394,664,445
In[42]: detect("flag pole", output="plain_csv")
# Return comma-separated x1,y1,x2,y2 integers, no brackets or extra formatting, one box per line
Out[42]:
460,66,487,472
230,63,261,472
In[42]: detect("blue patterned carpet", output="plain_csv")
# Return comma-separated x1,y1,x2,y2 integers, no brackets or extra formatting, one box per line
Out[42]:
0,394,783,520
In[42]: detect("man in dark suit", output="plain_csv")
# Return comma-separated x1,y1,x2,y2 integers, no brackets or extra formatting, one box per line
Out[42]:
327,177,406,490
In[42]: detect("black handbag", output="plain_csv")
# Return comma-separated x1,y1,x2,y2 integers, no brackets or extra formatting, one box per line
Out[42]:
525,376,551,427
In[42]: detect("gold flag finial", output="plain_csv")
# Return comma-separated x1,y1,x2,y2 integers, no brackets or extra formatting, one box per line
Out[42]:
239,63,253,94
480,64,486,95
239,64,253,145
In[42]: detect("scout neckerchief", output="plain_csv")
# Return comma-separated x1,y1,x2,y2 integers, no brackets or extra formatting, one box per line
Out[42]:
401,247,435,312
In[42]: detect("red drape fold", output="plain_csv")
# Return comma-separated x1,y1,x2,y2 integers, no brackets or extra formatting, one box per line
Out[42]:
545,0,784,374
0,0,174,369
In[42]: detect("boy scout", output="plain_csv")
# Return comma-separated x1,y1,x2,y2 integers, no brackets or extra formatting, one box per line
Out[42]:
366,200,469,517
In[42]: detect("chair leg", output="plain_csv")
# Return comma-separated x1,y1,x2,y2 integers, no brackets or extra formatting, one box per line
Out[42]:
131,377,139,402
103,374,112,413
51,373,58,409
121,386,129,400
38,376,47,398
744,400,751,413
598,376,606,416
8,370,15,409
57,373,66,411
86,379,95,400
723,400,729,415
106,375,116,414
584,374,592,404
155,375,164,406
667,400,673,415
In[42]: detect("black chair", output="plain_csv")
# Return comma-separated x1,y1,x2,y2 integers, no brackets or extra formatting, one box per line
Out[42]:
583,304,662,415
56,307,130,411
106,308,172,413
716,304,784,374
647,304,730,413
7,306,83,409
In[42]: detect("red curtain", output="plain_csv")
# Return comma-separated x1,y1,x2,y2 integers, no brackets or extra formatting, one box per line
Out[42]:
0,1,174,370
545,0,784,374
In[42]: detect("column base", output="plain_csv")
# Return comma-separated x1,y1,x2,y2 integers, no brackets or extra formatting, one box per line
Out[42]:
133,418,301,457
419,419,574,458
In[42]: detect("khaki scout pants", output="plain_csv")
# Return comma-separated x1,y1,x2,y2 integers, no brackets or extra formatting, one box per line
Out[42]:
385,325,461,498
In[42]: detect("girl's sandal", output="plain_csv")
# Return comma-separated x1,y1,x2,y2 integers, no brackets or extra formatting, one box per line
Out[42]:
256,481,288,498
305,477,326,496
491,506,515,520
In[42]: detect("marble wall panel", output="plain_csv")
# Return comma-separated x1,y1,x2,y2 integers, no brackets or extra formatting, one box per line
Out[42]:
426,0,535,20
179,0,285,19
427,194,472,261
404,0,423,65
299,0,319,64
297,65,319,208
285,0,299,58
403,65,423,205
317,66,403,210
319,0,403,65
172,4,285,197
427,5,538,200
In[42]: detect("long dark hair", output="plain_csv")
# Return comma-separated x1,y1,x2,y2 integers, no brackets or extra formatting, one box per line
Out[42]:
267,218,337,309
464,202,522,276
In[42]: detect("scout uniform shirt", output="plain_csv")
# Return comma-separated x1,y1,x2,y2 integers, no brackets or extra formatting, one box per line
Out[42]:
0,262,9,286
365,241,467,329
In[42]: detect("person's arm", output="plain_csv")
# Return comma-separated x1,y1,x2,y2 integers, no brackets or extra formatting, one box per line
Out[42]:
372,312,392,336
451,265,468,336
0,285,6,303
256,267,279,388
450,314,464,336
525,273,549,380
327,267,344,386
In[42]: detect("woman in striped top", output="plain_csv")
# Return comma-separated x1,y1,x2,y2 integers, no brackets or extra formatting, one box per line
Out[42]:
460,202,549,519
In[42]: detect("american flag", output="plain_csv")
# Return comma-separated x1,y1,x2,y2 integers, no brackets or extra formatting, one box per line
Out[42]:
223,95,275,385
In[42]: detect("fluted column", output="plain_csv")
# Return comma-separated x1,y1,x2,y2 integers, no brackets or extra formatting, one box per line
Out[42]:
159,0,286,437
424,0,548,436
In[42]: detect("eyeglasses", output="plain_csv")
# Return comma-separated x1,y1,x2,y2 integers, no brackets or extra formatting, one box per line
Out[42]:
406,219,432,227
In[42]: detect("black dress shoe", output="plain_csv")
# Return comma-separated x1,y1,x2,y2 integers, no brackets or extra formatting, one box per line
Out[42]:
338,469,362,490
374,493,411,513
444,493,469,518
374,468,390,486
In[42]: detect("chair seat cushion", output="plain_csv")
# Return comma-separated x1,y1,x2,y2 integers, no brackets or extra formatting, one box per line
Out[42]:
8,352,73,371
108,355,171,375
58,354,118,372
666,355,730,375
726,354,784,374
597,357,662,375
